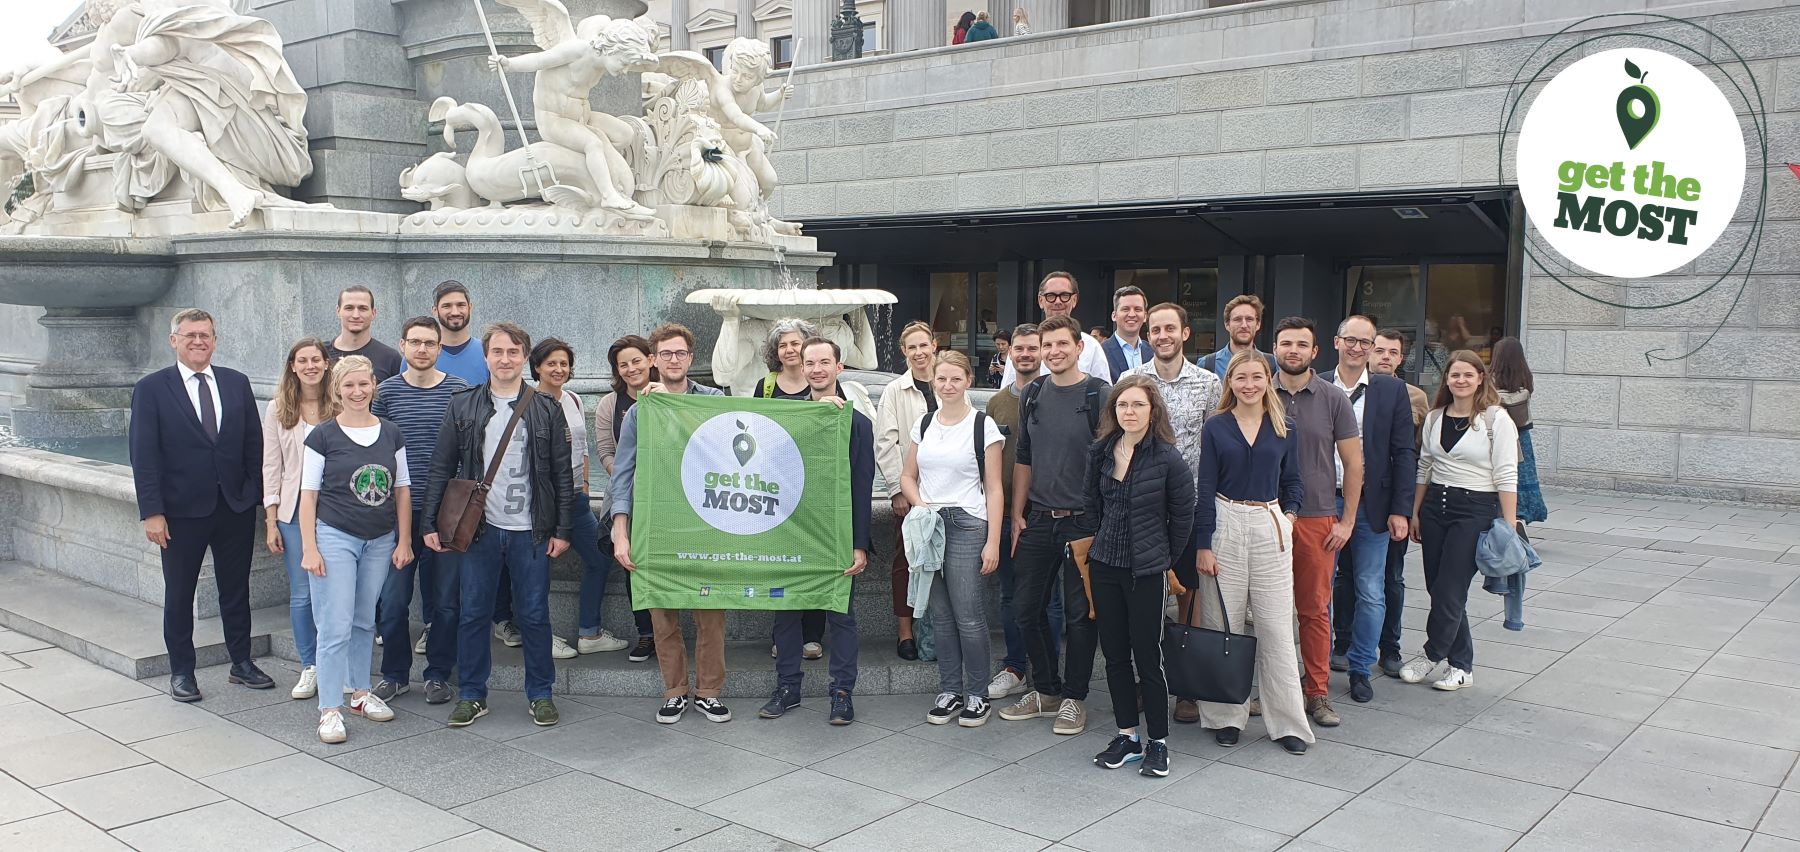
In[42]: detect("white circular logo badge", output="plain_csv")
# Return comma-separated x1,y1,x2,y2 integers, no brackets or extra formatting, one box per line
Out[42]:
680,412,805,536
1516,48,1745,279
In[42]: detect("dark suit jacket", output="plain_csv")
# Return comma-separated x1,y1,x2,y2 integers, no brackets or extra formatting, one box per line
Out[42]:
1359,373,1419,521
1100,336,1152,381
129,364,263,520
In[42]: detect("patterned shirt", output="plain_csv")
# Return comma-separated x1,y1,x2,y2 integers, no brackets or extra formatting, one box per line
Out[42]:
1123,359,1221,486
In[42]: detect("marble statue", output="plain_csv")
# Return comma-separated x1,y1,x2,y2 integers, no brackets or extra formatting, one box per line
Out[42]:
0,0,313,231
487,0,660,217
691,288,891,397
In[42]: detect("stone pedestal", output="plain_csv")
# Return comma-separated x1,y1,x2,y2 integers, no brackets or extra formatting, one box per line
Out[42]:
10,309,139,439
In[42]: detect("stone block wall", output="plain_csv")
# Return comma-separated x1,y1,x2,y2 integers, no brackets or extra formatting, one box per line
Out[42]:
762,0,1800,501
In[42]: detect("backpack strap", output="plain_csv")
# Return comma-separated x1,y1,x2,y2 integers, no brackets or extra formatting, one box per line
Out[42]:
1084,378,1104,434
973,410,987,488
760,373,779,398
1201,352,1215,373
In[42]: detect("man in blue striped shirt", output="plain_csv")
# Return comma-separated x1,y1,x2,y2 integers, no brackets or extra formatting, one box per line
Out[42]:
371,316,468,705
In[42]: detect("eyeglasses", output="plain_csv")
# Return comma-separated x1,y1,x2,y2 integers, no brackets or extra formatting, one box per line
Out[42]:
1337,336,1374,350
656,349,692,362
175,332,215,342
402,339,440,349
1040,291,1076,304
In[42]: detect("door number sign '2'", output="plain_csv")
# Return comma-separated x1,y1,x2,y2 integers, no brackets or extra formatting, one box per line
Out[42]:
1517,48,1746,280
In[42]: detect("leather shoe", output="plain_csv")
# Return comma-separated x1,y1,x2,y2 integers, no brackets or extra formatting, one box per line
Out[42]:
170,673,201,702
1214,726,1240,746
896,638,918,661
1349,672,1374,703
1278,735,1308,755
228,661,275,689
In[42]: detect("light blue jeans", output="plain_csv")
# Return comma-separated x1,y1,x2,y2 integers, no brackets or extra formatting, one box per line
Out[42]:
277,519,317,667
309,522,395,712
1338,495,1391,675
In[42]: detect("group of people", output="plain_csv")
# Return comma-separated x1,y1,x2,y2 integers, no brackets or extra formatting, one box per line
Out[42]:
952,8,1031,44
130,270,1546,776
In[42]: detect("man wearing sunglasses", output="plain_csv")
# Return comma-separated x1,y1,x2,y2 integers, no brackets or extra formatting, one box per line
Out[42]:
1000,272,1110,388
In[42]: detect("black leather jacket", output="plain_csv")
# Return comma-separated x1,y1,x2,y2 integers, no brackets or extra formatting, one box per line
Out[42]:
421,384,575,544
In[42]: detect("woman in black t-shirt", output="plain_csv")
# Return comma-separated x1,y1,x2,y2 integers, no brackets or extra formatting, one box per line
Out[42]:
300,355,412,745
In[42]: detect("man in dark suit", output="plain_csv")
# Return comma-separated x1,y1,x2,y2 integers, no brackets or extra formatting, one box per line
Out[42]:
1099,285,1152,381
1323,314,1417,705
129,308,273,702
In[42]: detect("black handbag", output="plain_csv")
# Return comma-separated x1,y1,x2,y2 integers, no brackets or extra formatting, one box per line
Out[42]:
1161,573,1257,705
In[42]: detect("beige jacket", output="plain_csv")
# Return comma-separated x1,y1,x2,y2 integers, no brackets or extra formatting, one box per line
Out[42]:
260,398,309,524
874,373,934,498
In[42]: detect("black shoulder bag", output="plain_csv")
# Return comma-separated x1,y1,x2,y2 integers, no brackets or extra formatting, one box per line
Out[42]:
1161,573,1257,705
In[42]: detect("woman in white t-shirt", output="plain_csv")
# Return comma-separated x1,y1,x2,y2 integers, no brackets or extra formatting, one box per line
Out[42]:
1402,349,1519,693
901,351,1005,727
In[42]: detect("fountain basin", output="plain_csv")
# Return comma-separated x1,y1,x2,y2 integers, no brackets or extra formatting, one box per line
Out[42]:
0,236,176,308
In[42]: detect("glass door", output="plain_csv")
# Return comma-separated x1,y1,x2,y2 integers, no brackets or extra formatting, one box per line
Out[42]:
1112,265,1220,358
1344,261,1504,398
928,269,999,362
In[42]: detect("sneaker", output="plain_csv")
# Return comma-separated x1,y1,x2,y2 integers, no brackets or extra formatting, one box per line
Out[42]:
759,685,802,719
494,620,522,647
550,635,578,660
1433,667,1475,691
657,695,689,724
371,680,408,702
999,690,1057,721
1141,740,1170,777
695,696,732,723
1349,672,1374,703
1054,698,1087,735
1173,698,1200,724
927,692,964,725
375,634,383,646
770,643,778,659
1399,657,1444,684
290,666,317,700
1329,652,1349,672
447,699,488,727
1379,652,1405,678
1278,735,1308,755
348,691,394,722
959,695,990,727
1246,696,1262,717
803,642,824,660
530,698,559,726
628,636,655,662
1306,696,1340,727
577,630,629,654
829,689,854,725
424,680,453,705
1093,733,1143,769
413,626,430,655
317,709,346,744
986,667,1027,699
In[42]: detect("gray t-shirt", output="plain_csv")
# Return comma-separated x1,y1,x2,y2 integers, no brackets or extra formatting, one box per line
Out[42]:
1025,378,1105,510
483,392,532,530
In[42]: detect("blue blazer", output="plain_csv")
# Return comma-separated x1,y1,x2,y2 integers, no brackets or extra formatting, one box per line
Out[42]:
128,364,264,520
1359,373,1419,521
1100,336,1152,381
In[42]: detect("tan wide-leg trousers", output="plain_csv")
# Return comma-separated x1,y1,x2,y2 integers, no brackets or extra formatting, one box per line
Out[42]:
1196,498,1315,744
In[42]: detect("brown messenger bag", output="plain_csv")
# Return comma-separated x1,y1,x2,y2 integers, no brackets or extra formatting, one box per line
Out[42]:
436,384,535,552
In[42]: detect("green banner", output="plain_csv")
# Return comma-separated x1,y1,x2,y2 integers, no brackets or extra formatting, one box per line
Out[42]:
629,393,853,611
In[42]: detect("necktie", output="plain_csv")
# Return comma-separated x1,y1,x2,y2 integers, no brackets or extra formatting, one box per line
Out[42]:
196,373,219,441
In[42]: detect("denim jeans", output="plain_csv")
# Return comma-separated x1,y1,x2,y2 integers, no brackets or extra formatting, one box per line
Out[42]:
1335,536,1408,661
309,523,395,711
995,518,1063,675
276,520,317,667
377,526,435,684
570,505,613,636
932,508,992,698
1336,495,1392,674
424,549,460,683
459,524,555,701
774,588,858,694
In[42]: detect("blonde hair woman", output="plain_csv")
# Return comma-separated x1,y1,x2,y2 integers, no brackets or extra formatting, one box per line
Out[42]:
299,356,411,744
262,337,337,700
1193,351,1312,754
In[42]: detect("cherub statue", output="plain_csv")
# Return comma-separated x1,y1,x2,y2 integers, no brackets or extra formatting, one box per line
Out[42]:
488,0,659,216
653,38,790,200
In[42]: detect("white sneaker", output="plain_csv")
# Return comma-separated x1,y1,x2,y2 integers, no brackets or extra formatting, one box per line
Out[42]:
551,635,578,660
375,635,383,646
348,691,394,722
986,668,1027,699
770,643,778,658
578,630,629,654
803,642,823,660
1433,667,1475,691
1399,657,1444,684
413,626,430,655
317,709,347,744
290,666,317,700
494,621,522,647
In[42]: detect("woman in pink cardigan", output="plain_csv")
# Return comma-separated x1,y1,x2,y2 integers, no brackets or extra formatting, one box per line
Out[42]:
262,337,337,700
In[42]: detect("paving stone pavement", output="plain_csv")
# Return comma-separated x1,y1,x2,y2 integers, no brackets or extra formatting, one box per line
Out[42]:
3,488,1800,851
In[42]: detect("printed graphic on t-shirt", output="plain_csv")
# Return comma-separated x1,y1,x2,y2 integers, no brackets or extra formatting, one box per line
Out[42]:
349,463,393,507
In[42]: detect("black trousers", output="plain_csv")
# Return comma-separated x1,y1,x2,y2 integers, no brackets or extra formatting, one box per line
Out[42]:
1013,510,1098,701
1092,561,1168,740
1333,537,1408,659
1419,484,1498,672
161,503,256,676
